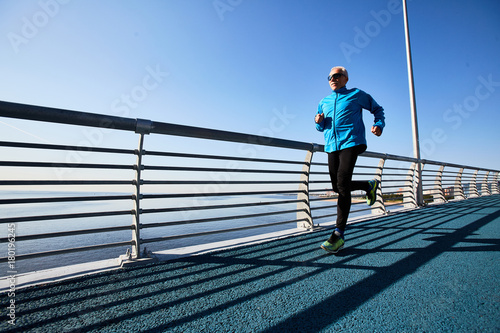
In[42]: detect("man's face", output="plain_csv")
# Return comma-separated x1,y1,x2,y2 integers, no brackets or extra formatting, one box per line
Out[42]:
328,69,348,91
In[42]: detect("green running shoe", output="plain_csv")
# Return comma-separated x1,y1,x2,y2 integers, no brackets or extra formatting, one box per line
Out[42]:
367,179,380,206
321,237,344,254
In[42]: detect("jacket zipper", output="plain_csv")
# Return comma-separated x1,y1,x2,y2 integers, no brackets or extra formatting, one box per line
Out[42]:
333,92,339,151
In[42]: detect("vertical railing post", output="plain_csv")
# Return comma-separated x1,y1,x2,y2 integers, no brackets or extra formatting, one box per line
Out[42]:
404,162,417,208
371,157,386,215
419,163,425,204
492,172,500,195
481,171,491,196
470,170,479,198
131,135,145,259
433,165,446,203
454,168,466,200
131,119,152,259
297,147,315,230
416,162,424,206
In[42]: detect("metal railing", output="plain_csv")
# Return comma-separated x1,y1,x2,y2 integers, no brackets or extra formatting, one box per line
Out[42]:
0,101,498,268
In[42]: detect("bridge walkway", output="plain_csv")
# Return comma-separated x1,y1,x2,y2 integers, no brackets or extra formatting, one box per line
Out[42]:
1,195,499,332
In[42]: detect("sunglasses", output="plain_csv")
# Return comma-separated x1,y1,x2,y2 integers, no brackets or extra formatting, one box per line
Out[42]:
328,73,344,81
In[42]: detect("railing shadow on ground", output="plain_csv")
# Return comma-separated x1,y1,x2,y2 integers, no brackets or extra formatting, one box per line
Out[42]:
1,195,499,332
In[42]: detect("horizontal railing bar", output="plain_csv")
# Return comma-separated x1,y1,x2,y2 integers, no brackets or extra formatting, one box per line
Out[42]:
378,166,412,171
143,165,305,174
140,218,307,244
0,225,133,243
140,208,305,229
380,177,409,180
374,179,408,183
362,151,417,162
310,171,381,176
309,196,338,201
311,163,377,169
347,172,378,176
144,150,305,165
311,162,378,169
0,161,134,169
142,190,304,199
354,165,379,169
0,241,133,262
312,192,372,200
0,100,138,131
0,210,134,224
309,189,333,193
311,204,336,211
0,180,133,186
351,200,370,206
0,140,135,155
0,195,134,205
382,185,412,190
312,212,337,220
141,199,304,215
151,122,316,151
350,206,375,214
142,180,305,185
0,101,317,151
378,179,410,183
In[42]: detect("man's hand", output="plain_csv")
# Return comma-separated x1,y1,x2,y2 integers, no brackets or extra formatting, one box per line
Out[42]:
315,113,324,123
371,126,382,136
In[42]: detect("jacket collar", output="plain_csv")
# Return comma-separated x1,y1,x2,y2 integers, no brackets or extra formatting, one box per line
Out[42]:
332,86,348,93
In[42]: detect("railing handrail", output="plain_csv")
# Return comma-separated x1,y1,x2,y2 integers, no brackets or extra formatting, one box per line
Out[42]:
0,100,315,152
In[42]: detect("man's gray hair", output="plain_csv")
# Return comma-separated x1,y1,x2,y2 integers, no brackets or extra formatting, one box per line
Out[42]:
331,66,348,79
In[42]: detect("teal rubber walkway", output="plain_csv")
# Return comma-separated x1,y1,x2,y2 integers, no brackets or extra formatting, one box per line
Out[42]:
2,195,499,332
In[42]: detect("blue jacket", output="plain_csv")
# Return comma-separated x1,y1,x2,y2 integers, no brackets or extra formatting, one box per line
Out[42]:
316,87,385,152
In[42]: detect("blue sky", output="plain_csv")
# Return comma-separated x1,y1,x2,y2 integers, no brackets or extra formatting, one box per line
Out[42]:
1,0,499,171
